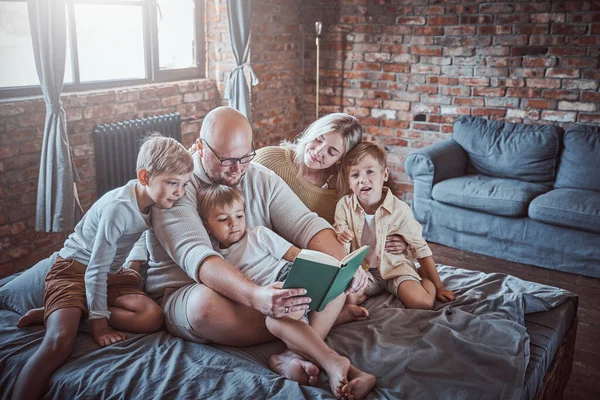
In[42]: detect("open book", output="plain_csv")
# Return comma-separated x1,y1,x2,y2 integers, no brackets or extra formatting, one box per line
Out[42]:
282,245,369,312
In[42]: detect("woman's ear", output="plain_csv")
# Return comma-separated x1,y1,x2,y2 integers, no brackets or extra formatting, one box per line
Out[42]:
137,169,150,186
196,138,204,157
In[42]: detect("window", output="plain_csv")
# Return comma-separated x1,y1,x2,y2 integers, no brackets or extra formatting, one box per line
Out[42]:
0,0,204,98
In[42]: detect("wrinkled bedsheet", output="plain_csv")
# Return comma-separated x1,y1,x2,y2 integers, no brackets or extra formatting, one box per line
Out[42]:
0,265,576,400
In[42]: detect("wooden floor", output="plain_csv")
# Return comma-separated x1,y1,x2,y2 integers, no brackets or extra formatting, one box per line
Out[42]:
429,243,600,400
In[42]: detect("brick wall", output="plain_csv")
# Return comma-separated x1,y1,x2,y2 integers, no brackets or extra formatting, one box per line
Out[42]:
300,0,600,201
0,80,218,277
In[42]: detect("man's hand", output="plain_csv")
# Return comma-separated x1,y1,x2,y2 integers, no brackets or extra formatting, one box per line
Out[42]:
385,234,408,254
91,318,126,347
436,287,455,303
345,267,368,295
336,229,354,245
253,282,312,318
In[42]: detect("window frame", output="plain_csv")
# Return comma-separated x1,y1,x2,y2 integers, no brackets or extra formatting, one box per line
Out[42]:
0,0,205,99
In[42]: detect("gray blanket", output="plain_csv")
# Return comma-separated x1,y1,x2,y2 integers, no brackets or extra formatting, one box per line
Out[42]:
0,265,575,399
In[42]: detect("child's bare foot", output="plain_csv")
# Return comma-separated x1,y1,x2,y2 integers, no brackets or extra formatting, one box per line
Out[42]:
342,367,376,400
323,354,351,397
269,350,320,386
17,307,45,327
334,304,369,326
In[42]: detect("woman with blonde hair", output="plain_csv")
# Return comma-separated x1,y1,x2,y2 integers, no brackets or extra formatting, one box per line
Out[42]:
254,113,362,223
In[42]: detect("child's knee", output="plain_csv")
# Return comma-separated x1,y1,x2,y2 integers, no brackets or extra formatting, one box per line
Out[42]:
43,331,76,360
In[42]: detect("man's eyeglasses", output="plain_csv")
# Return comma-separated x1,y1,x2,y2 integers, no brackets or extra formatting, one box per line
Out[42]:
200,139,255,167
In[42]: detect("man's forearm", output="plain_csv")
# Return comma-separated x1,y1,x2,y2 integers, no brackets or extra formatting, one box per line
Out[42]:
197,255,259,309
307,228,346,261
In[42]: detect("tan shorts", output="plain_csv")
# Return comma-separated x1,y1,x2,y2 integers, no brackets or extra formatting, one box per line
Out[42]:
364,266,421,297
162,284,212,344
44,256,146,322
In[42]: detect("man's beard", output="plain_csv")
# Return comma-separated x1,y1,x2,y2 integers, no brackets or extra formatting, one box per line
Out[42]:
202,159,245,186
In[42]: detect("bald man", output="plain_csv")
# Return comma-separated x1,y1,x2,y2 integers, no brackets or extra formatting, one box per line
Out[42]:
141,107,368,385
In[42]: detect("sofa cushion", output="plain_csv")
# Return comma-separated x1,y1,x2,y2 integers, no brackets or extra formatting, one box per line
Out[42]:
529,188,600,234
452,116,562,186
432,175,550,217
555,125,600,192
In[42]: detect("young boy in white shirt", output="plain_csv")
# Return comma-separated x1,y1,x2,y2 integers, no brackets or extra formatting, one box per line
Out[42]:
12,135,194,400
334,141,455,310
197,184,376,400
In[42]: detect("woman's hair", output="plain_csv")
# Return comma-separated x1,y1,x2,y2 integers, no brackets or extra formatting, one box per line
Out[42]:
197,184,245,222
338,141,388,195
282,113,363,168
136,133,194,178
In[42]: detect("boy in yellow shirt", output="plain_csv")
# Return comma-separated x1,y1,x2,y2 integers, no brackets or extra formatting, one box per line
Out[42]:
334,142,454,309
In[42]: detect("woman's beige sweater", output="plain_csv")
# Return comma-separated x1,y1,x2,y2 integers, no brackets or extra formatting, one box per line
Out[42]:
254,146,339,224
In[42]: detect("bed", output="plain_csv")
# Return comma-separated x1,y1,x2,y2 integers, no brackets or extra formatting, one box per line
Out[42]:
0,261,577,400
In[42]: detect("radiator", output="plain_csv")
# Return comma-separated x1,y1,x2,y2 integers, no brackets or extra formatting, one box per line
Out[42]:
92,113,182,196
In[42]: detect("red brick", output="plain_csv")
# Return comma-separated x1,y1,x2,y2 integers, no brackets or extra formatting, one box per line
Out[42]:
542,90,580,100
579,114,600,123
581,92,600,102
427,16,458,25
446,26,476,36
413,123,440,132
525,99,557,109
523,57,557,68
410,65,441,75
490,78,525,87
507,109,540,119
472,108,506,117
382,100,410,111
558,101,596,112
408,45,442,57
408,85,438,94
428,77,458,85
511,46,548,57
413,26,444,36
507,88,544,98
478,26,512,35
382,64,410,73
548,47,587,57
552,24,588,35
514,24,550,35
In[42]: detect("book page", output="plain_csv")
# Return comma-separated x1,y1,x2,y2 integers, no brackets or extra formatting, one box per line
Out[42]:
341,245,370,266
297,249,340,267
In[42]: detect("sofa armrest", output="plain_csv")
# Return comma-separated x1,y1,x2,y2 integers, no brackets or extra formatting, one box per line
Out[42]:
404,139,468,200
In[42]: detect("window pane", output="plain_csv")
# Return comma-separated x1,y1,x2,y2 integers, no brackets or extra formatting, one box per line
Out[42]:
0,2,39,88
74,4,145,82
157,0,195,70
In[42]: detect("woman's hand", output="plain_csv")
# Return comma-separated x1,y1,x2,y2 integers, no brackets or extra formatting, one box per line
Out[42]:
385,234,408,254
254,282,312,318
336,229,354,245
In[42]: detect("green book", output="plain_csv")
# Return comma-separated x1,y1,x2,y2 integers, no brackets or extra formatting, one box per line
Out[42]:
282,245,370,312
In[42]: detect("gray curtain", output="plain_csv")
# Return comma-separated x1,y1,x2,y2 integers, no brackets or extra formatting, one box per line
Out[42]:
224,0,258,120
29,0,80,232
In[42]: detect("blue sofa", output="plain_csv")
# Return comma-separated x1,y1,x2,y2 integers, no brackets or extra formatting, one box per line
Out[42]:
405,116,600,278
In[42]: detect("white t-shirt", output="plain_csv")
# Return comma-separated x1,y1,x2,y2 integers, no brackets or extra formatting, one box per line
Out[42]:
215,226,293,287
361,213,377,269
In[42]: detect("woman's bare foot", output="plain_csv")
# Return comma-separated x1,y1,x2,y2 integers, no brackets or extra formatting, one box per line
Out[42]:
269,350,320,386
17,307,45,327
322,354,351,397
334,304,369,326
342,366,376,400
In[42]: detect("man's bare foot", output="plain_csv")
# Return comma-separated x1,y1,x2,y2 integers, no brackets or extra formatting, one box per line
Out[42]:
342,366,376,400
322,354,350,397
334,304,369,327
17,307,45,327
269,350,320,386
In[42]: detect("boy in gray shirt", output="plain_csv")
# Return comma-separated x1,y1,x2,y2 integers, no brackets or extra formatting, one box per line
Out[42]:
12,135,194,400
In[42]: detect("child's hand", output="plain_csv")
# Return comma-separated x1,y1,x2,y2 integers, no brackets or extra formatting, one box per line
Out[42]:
91,318,126,347
336,229,354,245
436,287,455,303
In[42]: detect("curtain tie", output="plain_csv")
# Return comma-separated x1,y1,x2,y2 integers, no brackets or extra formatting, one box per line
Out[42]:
224,62,259,99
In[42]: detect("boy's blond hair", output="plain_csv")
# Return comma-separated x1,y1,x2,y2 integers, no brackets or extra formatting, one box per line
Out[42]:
340,141,388,194
197,184,245,222
136,133,194,178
